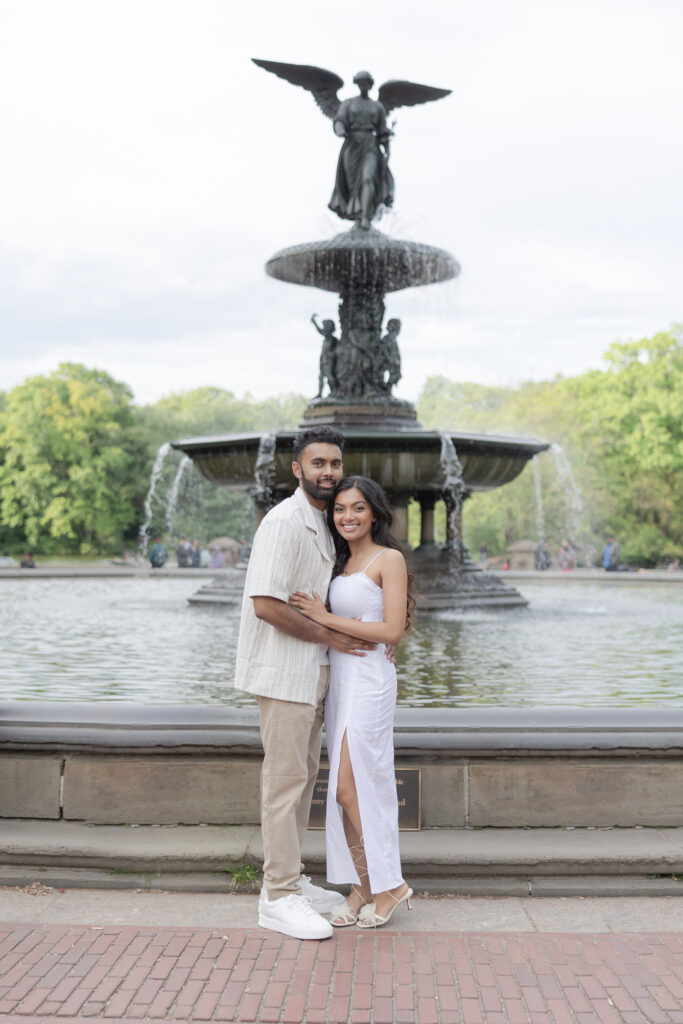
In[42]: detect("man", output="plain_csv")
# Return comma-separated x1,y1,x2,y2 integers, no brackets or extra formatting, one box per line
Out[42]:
148,537,168,569
233,426,376,940
176,535,192,568
603,533,621,571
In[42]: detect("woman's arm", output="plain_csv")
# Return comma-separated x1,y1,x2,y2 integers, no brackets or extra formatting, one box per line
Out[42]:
289,549,407,646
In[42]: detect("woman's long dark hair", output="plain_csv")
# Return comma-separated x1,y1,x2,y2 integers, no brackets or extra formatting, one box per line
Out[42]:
327,476,416,629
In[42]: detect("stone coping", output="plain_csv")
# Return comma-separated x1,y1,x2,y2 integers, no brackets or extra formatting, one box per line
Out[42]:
0,566,235,579
1,566,681,583
3,702,683,755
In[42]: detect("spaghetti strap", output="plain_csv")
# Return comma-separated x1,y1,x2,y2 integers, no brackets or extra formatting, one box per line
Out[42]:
361,549,386,575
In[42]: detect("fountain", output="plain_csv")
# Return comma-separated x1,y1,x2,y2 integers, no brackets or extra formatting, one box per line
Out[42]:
172,59,548,608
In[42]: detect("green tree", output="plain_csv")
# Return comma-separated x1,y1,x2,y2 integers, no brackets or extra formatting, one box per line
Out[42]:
416,326,683,566
0,363,139,553
568,326,683,564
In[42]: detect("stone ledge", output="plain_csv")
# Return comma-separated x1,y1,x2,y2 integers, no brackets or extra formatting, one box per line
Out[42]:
3,703,683,754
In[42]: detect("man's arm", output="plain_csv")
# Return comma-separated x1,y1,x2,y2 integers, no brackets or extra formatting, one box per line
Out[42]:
253,596,375,655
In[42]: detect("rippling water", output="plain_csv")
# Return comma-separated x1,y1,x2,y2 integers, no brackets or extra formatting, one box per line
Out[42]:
1,578,682,706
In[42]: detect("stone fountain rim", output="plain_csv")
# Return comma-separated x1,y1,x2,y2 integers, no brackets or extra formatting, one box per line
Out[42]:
172,429,550,457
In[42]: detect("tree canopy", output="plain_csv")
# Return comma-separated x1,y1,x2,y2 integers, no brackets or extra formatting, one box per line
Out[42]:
0,364,138,553
1,327,681,565
416,325,683,565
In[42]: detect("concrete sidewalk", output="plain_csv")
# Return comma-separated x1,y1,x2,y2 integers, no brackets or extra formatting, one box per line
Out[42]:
2,886,683,1022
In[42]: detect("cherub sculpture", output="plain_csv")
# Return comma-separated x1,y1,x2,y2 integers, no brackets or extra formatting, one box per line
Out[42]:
252,59,451,230
377,318,402,393
310,314,338,396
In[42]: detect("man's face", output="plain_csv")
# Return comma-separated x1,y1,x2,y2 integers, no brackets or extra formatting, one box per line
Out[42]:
292,443,343,506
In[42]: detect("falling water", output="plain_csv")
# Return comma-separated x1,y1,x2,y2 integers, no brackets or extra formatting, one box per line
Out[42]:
138,443,171,556
532,455,546,543
551,444,584,542
165,455,191,536
252,433,277,510
439,432,466,552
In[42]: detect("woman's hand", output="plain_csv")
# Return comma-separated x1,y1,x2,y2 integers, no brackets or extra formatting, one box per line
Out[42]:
289,590,329,624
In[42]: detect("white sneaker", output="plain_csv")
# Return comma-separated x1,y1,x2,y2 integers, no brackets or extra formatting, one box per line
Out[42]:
259,876,343,914
298,874,344,913
258,893,333,940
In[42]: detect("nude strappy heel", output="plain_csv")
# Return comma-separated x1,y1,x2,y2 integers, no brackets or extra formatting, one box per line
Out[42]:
330,839,372,928
356,885,414,929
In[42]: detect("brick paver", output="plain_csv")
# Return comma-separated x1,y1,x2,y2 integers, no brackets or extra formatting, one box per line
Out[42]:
1,924,683,1022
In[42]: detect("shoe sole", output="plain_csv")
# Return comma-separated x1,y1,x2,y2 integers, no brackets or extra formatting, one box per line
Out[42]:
258,912,333,941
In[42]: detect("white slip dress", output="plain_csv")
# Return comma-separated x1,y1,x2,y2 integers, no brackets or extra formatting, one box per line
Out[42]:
324,551,404,894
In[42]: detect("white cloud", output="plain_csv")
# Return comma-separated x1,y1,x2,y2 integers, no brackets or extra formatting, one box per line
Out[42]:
0,0,681,402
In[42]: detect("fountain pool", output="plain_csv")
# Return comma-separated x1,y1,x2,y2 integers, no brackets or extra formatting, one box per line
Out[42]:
2,578,682,707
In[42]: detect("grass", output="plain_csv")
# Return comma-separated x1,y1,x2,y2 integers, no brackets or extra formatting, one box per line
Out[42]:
225,864,260,890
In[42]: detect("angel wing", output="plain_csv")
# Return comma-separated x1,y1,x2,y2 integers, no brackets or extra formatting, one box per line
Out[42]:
252,58,344,121
377,80,451,115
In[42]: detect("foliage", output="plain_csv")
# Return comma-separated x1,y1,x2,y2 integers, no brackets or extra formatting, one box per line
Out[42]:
132,388,307,551
0,364,139,554
566,327,683,564
0,366,307,556
416,326,683,566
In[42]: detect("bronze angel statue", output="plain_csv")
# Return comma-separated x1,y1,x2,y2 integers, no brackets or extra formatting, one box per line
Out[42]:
252,59,451,230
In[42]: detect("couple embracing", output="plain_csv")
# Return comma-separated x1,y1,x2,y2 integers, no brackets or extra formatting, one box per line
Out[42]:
233,426,415,940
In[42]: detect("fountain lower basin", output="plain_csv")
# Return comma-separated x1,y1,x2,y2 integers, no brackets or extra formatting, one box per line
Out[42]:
172,429,548,610
172,429,546,498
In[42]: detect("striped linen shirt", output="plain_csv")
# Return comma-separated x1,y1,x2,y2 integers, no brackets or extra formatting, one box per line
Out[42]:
233,486,335,705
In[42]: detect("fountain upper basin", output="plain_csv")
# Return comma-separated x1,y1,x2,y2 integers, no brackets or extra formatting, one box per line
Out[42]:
266,226,460,293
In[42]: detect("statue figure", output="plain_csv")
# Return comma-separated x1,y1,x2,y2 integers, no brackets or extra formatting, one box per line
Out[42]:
252,59,451,229
377,318,402,393
310,314,338,396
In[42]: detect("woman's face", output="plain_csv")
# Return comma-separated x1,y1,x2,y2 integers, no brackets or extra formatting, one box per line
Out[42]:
333,487,375,544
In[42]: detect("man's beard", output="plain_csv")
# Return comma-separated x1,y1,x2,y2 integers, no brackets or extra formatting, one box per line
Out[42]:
299,467,338,501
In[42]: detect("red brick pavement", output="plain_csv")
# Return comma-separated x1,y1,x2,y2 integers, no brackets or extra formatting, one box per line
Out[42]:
1,923,683,1023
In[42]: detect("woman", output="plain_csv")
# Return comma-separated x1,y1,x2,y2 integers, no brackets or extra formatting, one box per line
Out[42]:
289,476,413,928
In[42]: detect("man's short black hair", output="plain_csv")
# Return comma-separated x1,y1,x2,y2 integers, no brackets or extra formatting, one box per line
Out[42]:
293,426,344,462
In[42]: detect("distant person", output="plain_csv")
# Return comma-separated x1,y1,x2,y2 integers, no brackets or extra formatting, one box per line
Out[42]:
148,537,168,569
534,542,550,571
190,540,201,568
20,552,36,568
559,540,575,571
238,538,252,563
199,543,210,568
176,536,192,568
209,545,225,568
0,551,17,567
666,557,680,571
603,533,621,572
479,543,487,566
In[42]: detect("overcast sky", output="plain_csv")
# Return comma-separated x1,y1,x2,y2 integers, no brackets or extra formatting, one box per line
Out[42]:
1,0,681,406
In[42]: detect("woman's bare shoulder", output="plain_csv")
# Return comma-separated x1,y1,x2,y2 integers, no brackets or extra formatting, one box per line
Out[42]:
379,547,406,570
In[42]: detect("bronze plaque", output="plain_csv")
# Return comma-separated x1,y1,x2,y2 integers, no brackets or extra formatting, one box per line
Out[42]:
308,767,421,831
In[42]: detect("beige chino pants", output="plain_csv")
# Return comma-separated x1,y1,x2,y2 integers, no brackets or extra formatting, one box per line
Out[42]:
255,668,329,901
